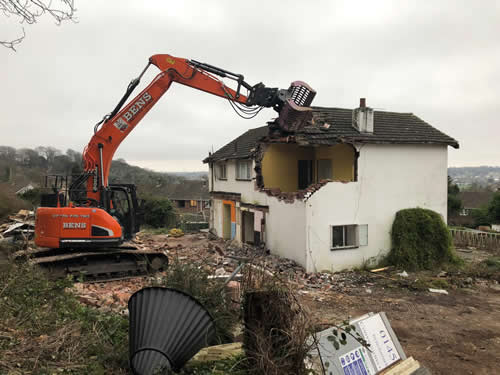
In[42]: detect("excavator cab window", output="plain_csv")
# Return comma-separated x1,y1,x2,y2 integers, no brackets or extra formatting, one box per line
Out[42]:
109,184,139,240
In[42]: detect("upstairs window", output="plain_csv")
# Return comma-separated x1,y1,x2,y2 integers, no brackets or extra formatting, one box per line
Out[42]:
317,159,332,181
331,224,368,250
236,160,252,180
217,163,227,180
298,160,313,189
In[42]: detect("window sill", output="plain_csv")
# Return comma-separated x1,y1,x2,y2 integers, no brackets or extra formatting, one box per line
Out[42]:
235,178,252,181
217,178,228,181
330,245,359,251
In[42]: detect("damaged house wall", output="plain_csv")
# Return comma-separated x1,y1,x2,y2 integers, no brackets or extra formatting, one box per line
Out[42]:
305,143,448,272
260,143,356,192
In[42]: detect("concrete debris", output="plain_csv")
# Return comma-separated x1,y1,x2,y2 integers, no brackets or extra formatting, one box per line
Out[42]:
428,288,448,295
397,271,409,278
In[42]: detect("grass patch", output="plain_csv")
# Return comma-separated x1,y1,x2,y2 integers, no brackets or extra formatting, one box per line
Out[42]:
0,262,129,374
389,208,461,271
179,354,247,374
463,256,500,282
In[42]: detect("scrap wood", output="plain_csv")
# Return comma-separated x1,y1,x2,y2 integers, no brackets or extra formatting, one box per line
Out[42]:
188,342,243,364
370,266,391,273
380,356,428,375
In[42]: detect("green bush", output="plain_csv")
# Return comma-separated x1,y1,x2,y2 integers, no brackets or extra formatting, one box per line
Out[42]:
141,196,176,228
389,208,458,270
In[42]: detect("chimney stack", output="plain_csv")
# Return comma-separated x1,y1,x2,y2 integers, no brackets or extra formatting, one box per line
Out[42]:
353,98,373,133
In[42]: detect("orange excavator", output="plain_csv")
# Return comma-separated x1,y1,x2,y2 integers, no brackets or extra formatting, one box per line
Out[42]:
30,54,315,279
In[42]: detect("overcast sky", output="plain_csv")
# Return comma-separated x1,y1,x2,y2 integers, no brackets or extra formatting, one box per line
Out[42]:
2,0,499,171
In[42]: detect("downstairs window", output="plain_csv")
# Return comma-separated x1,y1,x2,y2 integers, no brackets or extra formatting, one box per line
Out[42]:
331,224,368,250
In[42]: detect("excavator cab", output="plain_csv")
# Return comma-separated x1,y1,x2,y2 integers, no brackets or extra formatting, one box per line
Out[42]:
108,184,140,240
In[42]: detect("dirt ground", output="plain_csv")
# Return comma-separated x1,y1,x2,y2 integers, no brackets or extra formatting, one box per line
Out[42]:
72,233,500,375
301,281,500,374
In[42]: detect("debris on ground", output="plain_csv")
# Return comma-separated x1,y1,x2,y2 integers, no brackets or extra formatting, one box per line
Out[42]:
0,209,35,241
397,270,409,277
428,288,449,295
62,232,500,374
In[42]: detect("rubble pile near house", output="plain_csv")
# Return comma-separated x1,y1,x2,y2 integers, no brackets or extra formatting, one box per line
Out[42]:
0,209,35,242
71,232,376,313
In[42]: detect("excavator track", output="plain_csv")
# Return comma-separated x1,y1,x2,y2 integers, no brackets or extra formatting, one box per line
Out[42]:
14,245,169,282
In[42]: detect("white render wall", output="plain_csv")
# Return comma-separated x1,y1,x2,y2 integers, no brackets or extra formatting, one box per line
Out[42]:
305,144,448,272
210,160,270,206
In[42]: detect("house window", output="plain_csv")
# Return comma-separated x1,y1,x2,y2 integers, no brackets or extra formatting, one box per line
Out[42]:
298,160,313,189
236,160,252,180
331,224,368,250
317,159,332,181
217,163,227,180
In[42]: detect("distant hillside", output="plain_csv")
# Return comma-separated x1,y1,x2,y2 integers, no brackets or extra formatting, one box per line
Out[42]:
448,166,500,188
169,171,208,180
0,146,208,201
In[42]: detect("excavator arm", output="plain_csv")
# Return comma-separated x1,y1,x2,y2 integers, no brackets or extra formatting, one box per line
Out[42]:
82,53,311,206
37,53,315,250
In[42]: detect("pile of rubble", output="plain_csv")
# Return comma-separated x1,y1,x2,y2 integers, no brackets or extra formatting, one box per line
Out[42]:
0,209,34,242
70,232,378,313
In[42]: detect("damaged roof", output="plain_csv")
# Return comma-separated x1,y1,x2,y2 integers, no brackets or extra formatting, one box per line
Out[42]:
203,126,269,163
204,106,459,163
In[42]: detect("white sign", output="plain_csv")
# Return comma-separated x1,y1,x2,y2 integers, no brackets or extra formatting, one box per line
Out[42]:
357,314,400,371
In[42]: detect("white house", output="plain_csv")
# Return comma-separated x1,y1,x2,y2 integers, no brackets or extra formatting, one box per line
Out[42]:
203,99,459,272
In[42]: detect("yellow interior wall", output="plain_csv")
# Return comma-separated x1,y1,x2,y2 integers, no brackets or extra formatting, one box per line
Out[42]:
314,143,355,181
261,144,314,192
261,143,355,192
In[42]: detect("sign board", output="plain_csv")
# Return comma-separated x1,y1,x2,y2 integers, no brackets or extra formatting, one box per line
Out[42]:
309,312,406,375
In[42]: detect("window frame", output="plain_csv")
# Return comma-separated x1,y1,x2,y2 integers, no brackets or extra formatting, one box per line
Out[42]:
236,159,252,181
330,224,368,250
217,162,227,180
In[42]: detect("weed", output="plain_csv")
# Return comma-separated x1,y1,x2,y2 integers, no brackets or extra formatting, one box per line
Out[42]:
0,262,129,374
462,256,500,282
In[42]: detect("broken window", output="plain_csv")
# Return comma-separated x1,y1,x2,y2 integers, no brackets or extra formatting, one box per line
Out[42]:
217,163,227,180
331,224,368,249
236,160,252,180
298,160,313,189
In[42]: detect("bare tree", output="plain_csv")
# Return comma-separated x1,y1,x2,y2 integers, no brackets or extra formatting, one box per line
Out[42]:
1,0,76,51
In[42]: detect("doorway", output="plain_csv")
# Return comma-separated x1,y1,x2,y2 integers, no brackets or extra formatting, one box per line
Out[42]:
223,203,232,240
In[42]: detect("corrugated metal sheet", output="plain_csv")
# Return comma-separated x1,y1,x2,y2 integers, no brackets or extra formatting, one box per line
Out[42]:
128,287,216,374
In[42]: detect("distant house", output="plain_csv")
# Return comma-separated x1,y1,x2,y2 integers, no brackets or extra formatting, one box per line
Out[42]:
459,191,493,216
168,180,210,217
15,183,35,196
449,191,493,226
204,99,458,272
